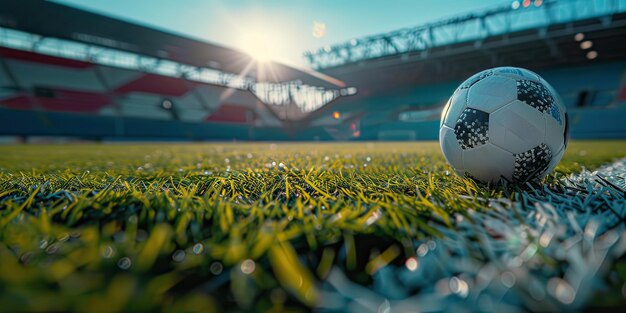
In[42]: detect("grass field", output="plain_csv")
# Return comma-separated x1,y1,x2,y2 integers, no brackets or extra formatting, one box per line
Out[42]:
0,141,625,312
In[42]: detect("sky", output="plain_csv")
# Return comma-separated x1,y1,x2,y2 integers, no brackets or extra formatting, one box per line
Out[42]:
53,0,507,67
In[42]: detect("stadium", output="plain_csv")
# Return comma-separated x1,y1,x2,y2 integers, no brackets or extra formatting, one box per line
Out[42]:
0,0,625,312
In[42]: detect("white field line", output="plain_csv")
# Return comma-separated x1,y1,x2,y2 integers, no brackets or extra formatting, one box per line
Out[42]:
318,158,626,313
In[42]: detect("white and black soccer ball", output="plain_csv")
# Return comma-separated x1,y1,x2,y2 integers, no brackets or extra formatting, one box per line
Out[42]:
439,67,568,184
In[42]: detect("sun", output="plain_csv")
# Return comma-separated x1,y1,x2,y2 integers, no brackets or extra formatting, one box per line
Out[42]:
238,30,275,63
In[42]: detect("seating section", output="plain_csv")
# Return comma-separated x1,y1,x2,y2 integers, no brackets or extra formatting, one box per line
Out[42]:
305,61,626,141
7,57,105,92
114,74,191,97
1,44,626,140
539,62,626,108
206,104,255,124
0,46,282,136
1,89,109,112
0,47,92,69
117,93,173,120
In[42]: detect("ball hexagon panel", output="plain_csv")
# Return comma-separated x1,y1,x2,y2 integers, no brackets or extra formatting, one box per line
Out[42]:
462,143,515,183
454,108,489,150
439,125,464,173
442,88,469,128
492,67,540,82
467,75,518,113
512,143,553,183
517,80,555,114
489,99,545,155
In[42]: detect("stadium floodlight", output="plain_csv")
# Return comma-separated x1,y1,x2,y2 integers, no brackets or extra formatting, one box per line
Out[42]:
580,40,593,50
305,0,626,69
586,51,598,60
574,33,585,41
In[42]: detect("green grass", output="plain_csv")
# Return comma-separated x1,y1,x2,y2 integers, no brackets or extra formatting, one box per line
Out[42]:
0,141,624,312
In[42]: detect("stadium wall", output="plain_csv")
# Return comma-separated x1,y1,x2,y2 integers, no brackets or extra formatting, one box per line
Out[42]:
1,48,626,141
0,46,288,141
300,61,626,141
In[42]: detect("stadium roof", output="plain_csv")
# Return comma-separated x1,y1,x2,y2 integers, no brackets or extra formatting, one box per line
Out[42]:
307,0,626,70
0,0,341,88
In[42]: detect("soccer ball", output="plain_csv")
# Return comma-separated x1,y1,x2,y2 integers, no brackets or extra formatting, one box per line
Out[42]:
439,67,568,184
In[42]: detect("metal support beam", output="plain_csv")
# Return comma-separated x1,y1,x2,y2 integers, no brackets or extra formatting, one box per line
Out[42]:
305,0,626,69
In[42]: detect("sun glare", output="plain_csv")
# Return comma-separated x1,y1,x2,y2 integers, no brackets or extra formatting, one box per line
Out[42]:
239,30,276,62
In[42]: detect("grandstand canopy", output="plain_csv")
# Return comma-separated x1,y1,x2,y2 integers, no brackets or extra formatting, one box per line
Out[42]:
0,0,341,88
310,0,626,93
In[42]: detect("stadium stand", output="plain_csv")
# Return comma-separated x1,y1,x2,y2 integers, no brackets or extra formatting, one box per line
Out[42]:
0,1,353,141
0,0,625,141
302,0,626,140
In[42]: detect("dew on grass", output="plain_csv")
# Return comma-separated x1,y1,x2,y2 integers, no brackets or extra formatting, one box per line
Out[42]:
45,243,60,254
172,250,185,262
501,271,516,288
102,246,115,258
19,252,34,264
57,233,70,242
192,243,204,254
427,240,436,250
117,257,132,270
405,257,418,271
210,262,223,275
241,259,255,274
449,277,469,298
417,244,428,257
